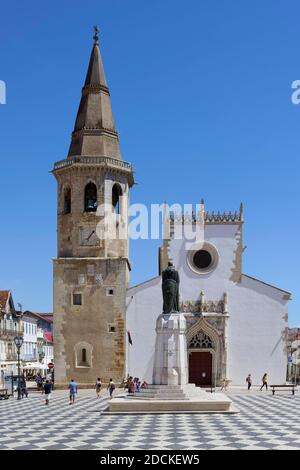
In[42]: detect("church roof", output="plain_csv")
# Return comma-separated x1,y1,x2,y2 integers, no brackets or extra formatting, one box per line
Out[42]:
67,27,121,159
242,274,291,297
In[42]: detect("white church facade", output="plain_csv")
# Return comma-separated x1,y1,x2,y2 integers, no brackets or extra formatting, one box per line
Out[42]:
126,204,290,386
52,30,290,388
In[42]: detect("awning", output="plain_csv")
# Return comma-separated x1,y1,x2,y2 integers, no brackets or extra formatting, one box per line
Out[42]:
22,363,47,370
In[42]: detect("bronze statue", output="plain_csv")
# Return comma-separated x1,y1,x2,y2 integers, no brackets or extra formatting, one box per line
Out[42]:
162,262,180,313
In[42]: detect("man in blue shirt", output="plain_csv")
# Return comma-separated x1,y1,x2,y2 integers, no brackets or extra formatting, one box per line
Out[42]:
43,380,52,405
68,379,78,405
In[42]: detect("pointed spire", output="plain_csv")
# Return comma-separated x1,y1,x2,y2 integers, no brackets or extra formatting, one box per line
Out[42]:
239,202,244,222
68,27,121,159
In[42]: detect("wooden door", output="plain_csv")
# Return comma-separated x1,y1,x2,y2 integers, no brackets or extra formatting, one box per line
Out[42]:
189,352,212,386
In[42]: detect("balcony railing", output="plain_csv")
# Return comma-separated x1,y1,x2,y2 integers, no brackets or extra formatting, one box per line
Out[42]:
53,155,133,172
6,353,18,361
0,328,23,338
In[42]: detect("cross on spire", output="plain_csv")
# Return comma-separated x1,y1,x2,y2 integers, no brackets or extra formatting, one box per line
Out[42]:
93,25,100,44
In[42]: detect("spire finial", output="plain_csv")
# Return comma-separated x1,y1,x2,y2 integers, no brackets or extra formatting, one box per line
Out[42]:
93,25,100,44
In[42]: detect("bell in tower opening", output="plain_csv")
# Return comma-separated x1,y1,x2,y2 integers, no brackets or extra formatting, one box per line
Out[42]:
84,182,97,212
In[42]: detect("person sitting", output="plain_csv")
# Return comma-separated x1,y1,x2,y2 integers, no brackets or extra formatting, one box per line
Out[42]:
129,379,136,394
141,381,148,389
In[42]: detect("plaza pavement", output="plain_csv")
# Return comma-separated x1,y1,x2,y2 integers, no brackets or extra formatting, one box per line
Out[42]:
0,386,299,450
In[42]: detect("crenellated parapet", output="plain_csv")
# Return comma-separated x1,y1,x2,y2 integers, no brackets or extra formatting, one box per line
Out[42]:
166,202,243,225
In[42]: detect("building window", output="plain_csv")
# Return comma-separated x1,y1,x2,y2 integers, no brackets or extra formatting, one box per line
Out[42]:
84,182,97,212
63,185,71,214
82,348,87,363
193,250,212,269
73,294,82,306
189,331,213,349
106,288,114,296
187,242,219,275
75,342,92,368
108,324,116,333
112,183,122,215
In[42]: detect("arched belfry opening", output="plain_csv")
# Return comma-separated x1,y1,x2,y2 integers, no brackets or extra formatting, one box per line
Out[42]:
84,182,97,212
112,183,122,215
63,185,71,214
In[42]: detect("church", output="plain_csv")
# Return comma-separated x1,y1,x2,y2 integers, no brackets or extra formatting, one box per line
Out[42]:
53,30,290,388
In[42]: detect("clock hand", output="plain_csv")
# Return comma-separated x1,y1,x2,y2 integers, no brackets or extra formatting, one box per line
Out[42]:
86,230,95,241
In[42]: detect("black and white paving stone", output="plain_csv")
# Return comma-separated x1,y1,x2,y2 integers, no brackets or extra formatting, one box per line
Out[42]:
0,389,299,450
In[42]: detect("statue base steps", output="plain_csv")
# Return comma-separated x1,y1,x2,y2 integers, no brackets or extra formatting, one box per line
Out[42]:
108,384,237,414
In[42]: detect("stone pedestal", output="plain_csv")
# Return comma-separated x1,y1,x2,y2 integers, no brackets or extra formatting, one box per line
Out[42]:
152,312,188,386
108,310,236,414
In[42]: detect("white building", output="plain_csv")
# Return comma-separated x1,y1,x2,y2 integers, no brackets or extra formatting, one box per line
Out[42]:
22,312,53,377
126,203,291,386
0,290,23,382
22,314,38,364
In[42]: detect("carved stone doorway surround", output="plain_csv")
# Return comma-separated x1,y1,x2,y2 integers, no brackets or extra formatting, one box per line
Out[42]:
185,316,227,387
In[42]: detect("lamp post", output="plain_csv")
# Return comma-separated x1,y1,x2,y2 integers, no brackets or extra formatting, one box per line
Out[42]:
14,336,23,400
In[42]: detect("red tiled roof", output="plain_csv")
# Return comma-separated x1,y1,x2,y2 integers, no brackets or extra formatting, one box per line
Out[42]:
23,311,53,323
0,290,10,309
43,332,53,343
40,315,53,323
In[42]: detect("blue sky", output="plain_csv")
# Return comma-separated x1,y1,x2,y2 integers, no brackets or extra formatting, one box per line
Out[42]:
0,0,299,326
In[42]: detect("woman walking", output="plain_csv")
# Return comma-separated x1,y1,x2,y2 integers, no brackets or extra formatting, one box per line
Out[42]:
260,373,268,391
107,378,116,399
95,378,102,398
246,374,252,390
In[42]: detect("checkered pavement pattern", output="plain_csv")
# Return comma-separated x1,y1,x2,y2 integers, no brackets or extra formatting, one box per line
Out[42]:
0,390,299,450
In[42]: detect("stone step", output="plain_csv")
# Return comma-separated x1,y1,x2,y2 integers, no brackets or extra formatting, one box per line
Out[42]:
133,390,185,397
130,390,187,400
135,389,185,394
127,395,189,401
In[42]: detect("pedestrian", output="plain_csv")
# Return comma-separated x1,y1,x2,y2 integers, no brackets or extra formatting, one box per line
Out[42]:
43,379,52,405
260,373,268,391
141,381,148,389
21,376,28,398
36,373,43,391
123,374,130,390
129,378,136,394
68,379,78,404
127,376,134,394
246,374,252,390
107,378,116,399
95,377,102,398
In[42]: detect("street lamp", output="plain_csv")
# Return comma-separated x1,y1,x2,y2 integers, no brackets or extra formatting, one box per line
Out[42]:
14,335,23,400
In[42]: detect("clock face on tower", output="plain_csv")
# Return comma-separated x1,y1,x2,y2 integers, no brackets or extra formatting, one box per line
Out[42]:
79,227,100,246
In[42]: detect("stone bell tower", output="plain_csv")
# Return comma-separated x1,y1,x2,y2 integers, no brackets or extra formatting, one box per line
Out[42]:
52,27,134,388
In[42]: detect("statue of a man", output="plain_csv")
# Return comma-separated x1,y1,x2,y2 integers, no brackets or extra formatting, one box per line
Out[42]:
162,262,180,313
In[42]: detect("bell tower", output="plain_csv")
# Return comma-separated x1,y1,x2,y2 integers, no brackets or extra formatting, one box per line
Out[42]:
52,27,134,388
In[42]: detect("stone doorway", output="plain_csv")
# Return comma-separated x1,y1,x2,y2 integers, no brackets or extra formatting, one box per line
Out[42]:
189,351,212,386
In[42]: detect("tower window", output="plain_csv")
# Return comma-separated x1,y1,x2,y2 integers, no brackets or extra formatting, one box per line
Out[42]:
82,348,87,363
63,186,71,214
75,342,92,368
106,288,114,296
73,294,82,306
84,182,97,212
108,324,116,333
112,183,122,215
